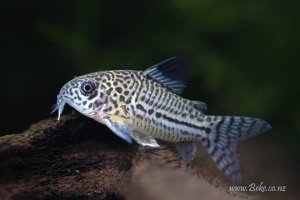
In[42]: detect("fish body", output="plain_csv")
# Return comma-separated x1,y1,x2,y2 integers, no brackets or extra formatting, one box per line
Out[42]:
53,57,271,182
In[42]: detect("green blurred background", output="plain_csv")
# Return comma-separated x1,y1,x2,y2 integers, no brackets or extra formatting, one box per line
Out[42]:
0,0,299,198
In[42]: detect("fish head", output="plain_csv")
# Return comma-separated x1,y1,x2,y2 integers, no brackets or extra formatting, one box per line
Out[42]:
52,73,108,120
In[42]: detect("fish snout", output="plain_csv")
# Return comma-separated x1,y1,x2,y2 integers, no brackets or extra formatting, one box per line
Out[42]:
51,94,66,121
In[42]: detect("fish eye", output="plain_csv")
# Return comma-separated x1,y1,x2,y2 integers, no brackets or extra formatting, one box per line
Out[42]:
84,84,91,92
80,80,96,95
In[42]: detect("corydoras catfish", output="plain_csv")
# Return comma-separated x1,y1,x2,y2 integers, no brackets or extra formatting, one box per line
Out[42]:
52,57,271,182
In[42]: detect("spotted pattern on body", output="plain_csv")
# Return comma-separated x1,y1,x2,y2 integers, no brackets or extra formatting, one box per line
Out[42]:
52,57,272,182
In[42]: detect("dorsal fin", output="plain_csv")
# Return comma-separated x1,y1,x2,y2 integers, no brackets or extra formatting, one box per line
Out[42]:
143,57,188,94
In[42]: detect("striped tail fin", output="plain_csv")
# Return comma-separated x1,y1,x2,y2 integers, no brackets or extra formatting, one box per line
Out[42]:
201,116,271,182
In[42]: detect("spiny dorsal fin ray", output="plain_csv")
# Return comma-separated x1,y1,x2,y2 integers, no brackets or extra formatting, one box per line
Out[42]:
143,56,188,94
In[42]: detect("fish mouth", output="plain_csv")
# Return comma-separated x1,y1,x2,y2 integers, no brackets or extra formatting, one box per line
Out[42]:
51,96,66,121
51,95,94,120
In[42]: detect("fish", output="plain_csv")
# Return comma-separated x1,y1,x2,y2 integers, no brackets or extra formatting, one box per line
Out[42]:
52,56,272,182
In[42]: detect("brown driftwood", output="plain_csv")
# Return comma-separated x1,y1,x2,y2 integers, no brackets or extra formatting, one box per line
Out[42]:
0,114,259,200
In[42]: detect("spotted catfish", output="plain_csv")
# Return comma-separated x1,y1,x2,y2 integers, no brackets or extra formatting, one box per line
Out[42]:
52,57,271,182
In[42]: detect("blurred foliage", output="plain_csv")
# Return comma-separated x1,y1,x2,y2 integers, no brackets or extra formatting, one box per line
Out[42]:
0,0,299,157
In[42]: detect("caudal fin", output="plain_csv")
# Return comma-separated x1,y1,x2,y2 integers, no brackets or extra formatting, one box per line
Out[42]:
201,116,271,182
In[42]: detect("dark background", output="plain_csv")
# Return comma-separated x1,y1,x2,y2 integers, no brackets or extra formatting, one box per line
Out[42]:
0,0,299,199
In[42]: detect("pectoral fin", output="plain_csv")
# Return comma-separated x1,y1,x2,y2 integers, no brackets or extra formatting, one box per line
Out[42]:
102,114,132,143
175,142,197,164
131,131,160,147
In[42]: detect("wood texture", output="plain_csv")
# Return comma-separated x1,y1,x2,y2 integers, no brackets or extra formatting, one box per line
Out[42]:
0,114,257,200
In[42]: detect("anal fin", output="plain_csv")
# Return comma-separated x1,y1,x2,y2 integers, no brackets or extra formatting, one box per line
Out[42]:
175,142,197,164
